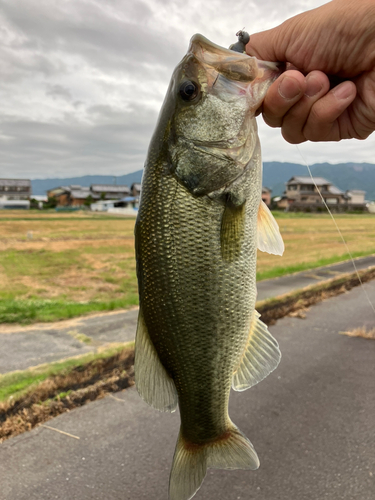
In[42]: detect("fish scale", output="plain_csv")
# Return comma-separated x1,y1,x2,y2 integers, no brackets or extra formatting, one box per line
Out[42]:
134,34,284,500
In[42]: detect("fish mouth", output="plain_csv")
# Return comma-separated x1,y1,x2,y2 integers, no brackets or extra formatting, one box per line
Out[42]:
188,34,283,83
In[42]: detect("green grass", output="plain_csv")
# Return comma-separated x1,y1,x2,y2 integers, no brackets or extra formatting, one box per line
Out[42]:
67,331,93,344
271,211,374,219
256,248,375,281
0,249,84,279
54,390,72,400
1,211,374,325
1,249,374,324
0,296,139,324
0,343,133,402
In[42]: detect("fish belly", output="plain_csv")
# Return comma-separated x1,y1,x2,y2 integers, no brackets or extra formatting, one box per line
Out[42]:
136,160,259,444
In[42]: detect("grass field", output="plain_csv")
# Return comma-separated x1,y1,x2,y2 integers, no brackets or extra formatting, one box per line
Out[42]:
0,210,374,324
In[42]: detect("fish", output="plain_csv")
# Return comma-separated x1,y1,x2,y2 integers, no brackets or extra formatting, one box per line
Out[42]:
134,34,284,500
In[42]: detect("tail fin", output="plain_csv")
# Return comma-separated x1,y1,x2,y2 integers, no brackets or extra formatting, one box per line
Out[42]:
169,423,259,500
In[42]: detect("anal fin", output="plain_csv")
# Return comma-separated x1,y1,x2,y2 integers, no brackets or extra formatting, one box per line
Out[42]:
134,307,178,412
232,310,281,391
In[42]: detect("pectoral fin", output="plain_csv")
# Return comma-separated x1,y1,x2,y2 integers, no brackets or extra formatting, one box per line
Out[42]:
257,200,284,255
221,201,246,262
134,307,178,412
232,310,281,391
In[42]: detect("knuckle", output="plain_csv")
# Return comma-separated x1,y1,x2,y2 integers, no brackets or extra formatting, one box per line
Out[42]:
281,127,305,144
262,112,283,128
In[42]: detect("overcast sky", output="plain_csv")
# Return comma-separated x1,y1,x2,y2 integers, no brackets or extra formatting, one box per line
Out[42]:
0,0,374,180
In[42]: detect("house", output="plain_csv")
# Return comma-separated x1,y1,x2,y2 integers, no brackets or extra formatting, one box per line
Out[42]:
282,176,348,211
273,196,289,210
47,184,131,207
46,186,72,206
261,187,272,206
346,190,366,205
47,185,93,206
90,184,131,200
69,187,93,206
0,179,31,209
275,177,368,212
131,183,141,197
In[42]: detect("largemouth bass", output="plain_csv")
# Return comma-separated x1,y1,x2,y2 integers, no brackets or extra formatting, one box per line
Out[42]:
134,34,284,500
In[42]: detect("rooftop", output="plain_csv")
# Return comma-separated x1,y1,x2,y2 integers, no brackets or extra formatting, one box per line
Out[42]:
328,186,344,195
70,190,99,199
287,176,331,186
0,179,31,187
91,184,130,192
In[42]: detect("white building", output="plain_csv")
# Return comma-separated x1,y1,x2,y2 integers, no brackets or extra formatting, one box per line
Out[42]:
91,200,117,212
0,197,30,209
346,190,366,204
0,179,31,209
91,196,138,214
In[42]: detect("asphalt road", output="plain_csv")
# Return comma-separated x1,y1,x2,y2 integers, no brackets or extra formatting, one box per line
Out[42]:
1,255,375,374
1,281,374,500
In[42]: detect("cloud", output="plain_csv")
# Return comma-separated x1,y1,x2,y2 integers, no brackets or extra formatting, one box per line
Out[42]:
0,0,372,180
46,84,73,101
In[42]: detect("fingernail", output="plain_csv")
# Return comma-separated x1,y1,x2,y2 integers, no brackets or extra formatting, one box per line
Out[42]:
333,82,354,100
305,74,323,97
278,76,301,100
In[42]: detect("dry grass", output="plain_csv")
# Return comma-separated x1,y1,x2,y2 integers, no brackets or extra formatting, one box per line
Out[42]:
0,213,137,306
340,327,375,340
0,211,374,323
257,213,375,278
0,347,134,442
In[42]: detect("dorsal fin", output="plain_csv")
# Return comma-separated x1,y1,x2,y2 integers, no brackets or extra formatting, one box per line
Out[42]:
232,310,281,391
257,200,284,255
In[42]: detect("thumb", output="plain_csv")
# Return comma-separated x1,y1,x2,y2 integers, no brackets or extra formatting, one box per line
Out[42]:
246,28,283,62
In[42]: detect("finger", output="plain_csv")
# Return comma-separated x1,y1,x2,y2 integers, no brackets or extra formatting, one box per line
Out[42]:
281,71,330,144
261,70,306,128
349,70,375,139
303,81,357,141
246,29,280,61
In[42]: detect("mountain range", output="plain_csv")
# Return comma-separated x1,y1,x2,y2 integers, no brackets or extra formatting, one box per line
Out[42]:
31,162,375,201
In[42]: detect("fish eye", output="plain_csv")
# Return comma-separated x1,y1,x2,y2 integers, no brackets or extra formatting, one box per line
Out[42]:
179,80,199,101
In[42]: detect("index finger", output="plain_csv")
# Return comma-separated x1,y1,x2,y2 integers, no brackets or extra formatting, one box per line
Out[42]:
261,70,306,128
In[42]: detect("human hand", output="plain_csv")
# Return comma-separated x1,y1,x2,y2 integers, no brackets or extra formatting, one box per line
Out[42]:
247,0,375,143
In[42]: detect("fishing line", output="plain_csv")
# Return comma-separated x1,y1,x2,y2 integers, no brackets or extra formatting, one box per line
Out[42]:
296,145,375,316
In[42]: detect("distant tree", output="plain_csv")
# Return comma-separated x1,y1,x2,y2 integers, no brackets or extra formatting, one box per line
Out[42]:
100,192,106,200
30,198,39,209
44,196,57,209
84,195,94,207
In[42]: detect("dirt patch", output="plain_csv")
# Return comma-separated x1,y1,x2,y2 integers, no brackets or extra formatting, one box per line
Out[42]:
0,348,134,443
0,238,135,252
15,270,106,301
